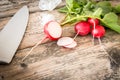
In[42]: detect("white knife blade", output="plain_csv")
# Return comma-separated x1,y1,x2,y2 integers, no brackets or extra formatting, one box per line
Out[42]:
0,6,29,63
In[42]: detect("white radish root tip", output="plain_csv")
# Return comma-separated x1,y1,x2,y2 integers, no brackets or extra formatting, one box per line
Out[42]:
98,37,118,65
21,36,48,62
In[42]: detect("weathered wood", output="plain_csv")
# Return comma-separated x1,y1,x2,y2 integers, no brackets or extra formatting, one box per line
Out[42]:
0,0,120,80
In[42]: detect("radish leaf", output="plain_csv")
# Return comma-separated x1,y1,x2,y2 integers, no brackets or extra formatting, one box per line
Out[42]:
113,5,120,14
102,12,120,33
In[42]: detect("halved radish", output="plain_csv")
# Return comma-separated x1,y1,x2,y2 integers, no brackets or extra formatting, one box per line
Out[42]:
22,21,62,62
44,21,62,40
64,40,77,48
57,37,74,46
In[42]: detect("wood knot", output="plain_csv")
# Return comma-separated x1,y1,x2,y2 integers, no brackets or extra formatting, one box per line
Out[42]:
108,45,120,67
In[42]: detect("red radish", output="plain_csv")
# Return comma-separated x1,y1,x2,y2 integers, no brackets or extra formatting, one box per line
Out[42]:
87,18,100,45
87,18,99,27
57,37,77,48
22,21,62,61
91,25,105,38
74,21,91,36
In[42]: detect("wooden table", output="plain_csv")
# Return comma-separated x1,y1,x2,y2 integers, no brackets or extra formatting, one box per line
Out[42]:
0,0,120,80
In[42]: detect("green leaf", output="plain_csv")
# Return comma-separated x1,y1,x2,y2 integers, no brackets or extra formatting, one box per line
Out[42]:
75,0,87,6
102,12,120,33
113,4,120,14
97,1,111,6
96,1,112,16
66,0,74,9
58,6,68,13
92,8,102,18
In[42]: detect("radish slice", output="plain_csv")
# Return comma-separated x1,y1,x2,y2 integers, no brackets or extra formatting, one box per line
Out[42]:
44,21,62,40
64,40,77,48
57,37,74,46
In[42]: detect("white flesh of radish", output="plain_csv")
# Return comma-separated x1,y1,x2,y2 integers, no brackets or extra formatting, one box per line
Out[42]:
47,22,62,38
57,37,74,46
64,40,77,48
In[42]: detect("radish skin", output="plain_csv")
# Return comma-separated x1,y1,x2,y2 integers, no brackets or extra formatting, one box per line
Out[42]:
87,18,99,27
91,25,105,38
74,21,91,36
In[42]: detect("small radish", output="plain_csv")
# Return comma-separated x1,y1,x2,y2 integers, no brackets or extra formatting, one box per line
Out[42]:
74,21,91,36
22,21,62,62
91,25,105,38
57,37,77,48
91,25,105,51
87,18,100,45
87,18,99,27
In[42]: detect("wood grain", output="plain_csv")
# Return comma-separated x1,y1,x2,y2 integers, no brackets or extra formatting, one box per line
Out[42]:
0,0,120,80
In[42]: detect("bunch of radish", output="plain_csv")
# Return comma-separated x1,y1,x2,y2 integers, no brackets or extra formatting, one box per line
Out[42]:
87,18,105,45
73,18,105,46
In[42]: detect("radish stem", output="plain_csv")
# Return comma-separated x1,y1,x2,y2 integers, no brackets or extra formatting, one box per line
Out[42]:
21,36,48,62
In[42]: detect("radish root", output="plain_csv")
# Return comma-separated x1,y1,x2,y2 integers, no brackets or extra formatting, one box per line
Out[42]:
98,37,118,64
92,21,95,45
73,31,79,40
21,36,48,62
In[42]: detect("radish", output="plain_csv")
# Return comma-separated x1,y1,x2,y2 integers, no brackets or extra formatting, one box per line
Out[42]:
73,21,91,41
74,21,91,36
22,21,62,62
87,18,100,45
44,21,62,40
57,37,77,48
91,25,106,53
91,25,105,38
87,18,99,27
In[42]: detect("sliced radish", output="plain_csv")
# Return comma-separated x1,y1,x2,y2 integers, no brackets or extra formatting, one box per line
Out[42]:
57,37,74,46
57,37,77,48
44,21,62,40
64,40,77,48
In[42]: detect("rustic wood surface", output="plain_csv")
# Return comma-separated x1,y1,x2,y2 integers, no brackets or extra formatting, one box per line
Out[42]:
0,0,120,80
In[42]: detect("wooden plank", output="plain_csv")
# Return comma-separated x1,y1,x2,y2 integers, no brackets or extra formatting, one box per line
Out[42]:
0,0,120,80
0,42,117,80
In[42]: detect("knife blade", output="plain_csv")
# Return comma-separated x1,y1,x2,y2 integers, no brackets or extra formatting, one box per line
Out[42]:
0,6,29,64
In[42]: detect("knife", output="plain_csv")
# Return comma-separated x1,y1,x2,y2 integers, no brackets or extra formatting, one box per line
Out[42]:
0,6,29,64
